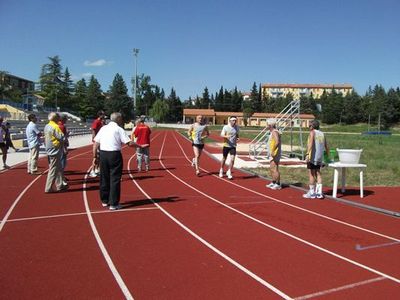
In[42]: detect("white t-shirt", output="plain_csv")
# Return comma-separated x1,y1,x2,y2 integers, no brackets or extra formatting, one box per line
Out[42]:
94,121,130,151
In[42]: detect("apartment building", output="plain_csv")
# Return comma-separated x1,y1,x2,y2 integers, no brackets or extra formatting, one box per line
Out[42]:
262,83,353,99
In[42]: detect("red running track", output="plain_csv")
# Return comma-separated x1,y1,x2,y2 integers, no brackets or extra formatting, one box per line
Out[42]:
0,129,399,299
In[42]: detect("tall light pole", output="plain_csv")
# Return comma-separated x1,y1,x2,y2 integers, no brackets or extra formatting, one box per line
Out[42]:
133,48,139,118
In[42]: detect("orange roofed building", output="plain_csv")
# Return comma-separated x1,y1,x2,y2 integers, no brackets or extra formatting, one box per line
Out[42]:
183,109,314,127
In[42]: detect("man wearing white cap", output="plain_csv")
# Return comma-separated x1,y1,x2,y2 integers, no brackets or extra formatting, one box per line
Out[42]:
219,116,239,179
266,118,282,190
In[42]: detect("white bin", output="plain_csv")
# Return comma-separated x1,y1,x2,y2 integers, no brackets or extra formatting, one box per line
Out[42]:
336,149,363,164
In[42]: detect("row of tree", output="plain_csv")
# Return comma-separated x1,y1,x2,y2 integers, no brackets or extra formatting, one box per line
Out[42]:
2,56,400,127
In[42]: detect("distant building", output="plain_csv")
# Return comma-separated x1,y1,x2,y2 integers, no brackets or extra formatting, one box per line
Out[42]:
0,73,35,95
262,83,353,99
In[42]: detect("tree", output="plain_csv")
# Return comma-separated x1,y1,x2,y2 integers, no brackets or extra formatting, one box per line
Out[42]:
85,75,104,117
73,79,88,118
149,99,169,122
214,86,224,111
166,88,182,122
249,82,261,112
106,74,132,122
320,90,344,124
39,55,63,108
231,87,243,112
59,67,74,109
200,87,211,109
341,91,362,124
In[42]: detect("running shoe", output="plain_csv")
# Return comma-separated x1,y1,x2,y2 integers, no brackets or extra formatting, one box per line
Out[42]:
109,204,123,210
316,193,324,199
266,182,275,188
219,169,223,178
89,170,97,177
302,191,316,199
191,158,195,167
196,169,200,176
270,183,282,190
226,169,233,180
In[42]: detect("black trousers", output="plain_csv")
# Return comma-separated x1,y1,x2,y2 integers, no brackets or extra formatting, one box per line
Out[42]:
99,150,123,206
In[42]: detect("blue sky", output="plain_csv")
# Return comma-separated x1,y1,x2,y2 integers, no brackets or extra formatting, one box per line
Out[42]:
1,0,399,99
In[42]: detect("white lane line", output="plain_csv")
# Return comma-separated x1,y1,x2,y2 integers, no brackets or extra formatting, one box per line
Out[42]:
78,132,162,299
167,132,400,284
127,132,293,300
225,201,276,206
0,149,93,233
294,276,386,299
4,207,159,223
173,131,400,243
82,167,134,300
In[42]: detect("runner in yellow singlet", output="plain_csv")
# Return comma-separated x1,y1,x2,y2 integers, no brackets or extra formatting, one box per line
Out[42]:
187,115,209,176
266,118,282,190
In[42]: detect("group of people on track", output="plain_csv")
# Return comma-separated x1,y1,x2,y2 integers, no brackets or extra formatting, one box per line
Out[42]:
2,111,328,211
187,114,329,199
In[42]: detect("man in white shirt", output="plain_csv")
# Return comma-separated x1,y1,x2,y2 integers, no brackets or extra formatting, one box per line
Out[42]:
93,112,144,210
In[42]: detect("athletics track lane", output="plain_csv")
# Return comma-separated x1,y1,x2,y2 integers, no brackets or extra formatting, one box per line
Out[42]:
171,131,400,273
0,146,129,298
124,130,399,298
1,129,399,299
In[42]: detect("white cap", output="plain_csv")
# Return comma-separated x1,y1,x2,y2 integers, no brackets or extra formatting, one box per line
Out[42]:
229,116,237,121
267,118,276,126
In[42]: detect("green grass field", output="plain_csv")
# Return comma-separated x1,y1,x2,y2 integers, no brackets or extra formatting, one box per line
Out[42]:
242,127,400,187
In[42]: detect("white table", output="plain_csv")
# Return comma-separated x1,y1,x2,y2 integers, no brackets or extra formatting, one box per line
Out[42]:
328,162,367,198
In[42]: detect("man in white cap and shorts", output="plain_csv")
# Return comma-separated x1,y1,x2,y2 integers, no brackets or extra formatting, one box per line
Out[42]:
303,119,329,199
266,118,282,190
219,116,239,179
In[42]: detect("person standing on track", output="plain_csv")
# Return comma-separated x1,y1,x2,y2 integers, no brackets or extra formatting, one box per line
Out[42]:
266,118,282,190
219,116,239,180
44,112,67,193
303,119,329,199
187,115,209,176
0,117,8,169
25,114,42,175
58,114,69,185
93,112,142,210
89,110,106,177
133,117,151,172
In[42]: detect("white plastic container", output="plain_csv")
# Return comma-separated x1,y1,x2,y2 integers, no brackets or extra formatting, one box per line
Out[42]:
336,149,363,164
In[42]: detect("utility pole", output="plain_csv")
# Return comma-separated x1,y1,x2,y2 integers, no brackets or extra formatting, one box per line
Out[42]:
133,48,140,118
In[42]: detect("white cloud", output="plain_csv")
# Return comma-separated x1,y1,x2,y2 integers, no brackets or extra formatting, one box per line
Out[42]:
84,59,108,67
71,73,93,81
82,72,93,78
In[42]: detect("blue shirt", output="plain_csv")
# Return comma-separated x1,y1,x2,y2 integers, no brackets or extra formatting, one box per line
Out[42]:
26,121,41,149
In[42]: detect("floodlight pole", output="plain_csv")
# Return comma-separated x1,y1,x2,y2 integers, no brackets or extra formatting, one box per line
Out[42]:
133,48,140,117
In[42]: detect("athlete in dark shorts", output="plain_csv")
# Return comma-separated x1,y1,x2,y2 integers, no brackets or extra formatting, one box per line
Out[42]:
187,115,209,176
219,116,239,179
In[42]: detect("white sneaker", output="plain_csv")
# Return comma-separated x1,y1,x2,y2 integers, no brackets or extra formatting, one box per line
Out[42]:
101,203,108,207
316,193,324,199
89,170,97,177
219,169,223,178
303,191,316,199
191,158,195,167
95,168,100,175
270,183,282,190
196,169,200,176
226,169,233,180
109,204,122,210
266,182,275,188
